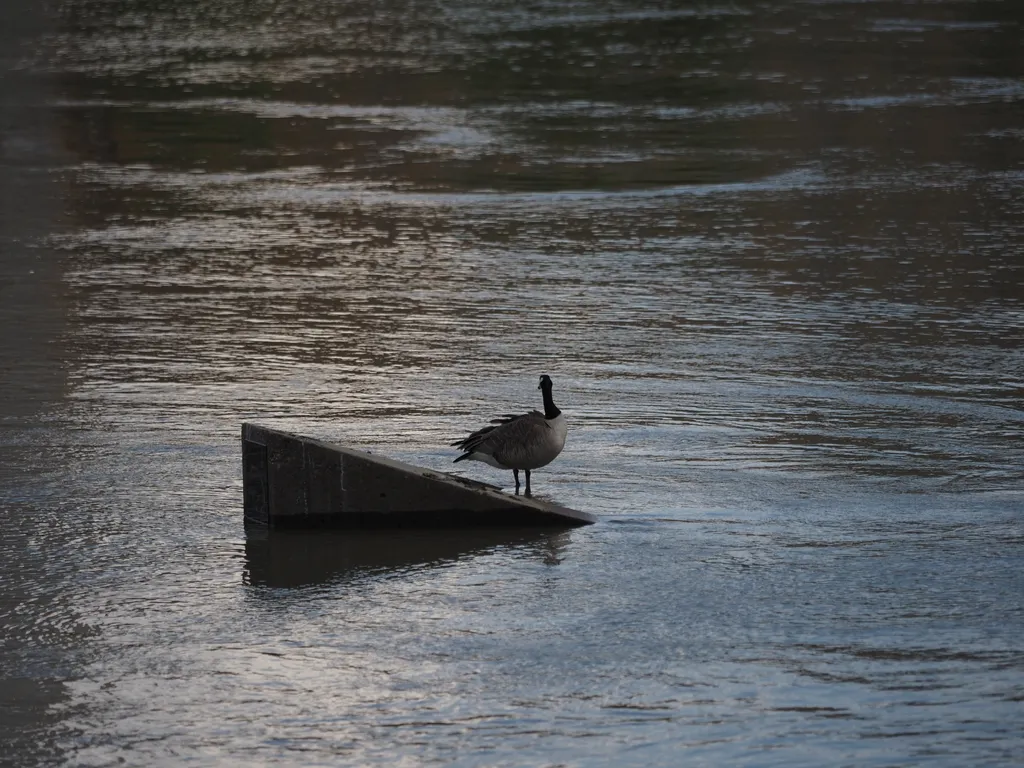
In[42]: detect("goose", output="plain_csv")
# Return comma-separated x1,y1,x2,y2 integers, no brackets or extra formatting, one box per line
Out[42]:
451,375,567,496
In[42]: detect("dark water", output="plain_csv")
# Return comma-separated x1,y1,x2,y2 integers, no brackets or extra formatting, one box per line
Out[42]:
2,0,1023,765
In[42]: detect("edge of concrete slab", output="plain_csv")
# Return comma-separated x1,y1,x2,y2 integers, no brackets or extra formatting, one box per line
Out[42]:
242,423,597,528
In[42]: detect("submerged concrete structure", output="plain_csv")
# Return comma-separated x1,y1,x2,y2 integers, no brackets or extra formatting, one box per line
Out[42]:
242,423,596,528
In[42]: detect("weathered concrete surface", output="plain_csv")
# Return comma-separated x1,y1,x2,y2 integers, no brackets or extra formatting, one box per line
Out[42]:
242,423,596,528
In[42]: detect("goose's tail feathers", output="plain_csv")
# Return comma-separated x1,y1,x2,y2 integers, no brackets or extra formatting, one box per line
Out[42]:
450,423,499,461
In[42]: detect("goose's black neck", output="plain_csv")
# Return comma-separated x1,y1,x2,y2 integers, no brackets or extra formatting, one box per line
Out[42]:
541,383,561,420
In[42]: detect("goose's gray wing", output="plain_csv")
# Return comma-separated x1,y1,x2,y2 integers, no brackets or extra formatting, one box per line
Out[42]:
451,410,546,461
479,412,553,467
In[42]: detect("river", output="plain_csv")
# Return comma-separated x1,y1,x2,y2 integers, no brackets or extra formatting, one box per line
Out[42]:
1,1,1022,765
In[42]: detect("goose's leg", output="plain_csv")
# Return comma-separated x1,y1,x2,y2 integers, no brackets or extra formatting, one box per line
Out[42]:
513,469,520,495
525,470,532,497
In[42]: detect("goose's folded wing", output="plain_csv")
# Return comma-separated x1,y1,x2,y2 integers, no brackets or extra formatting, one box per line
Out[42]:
490,410,542,425
452,410,544,451
450,423,496,450
485,413,552,465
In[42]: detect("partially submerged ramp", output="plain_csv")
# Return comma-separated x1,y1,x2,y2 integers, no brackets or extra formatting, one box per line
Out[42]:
242,423,596,528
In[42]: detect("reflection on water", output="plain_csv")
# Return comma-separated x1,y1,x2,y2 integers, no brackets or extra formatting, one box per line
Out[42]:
2,0,1023,765
243,527,570,588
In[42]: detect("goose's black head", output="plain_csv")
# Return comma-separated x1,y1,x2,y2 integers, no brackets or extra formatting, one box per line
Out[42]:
538,375,560,418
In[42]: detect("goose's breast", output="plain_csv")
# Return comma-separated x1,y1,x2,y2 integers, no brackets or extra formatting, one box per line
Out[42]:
550,414,567,448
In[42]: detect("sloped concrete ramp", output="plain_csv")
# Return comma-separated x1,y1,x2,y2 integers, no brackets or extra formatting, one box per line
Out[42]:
242,424,596,528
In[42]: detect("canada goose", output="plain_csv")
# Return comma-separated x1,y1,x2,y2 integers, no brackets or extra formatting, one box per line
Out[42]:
451,375,567,496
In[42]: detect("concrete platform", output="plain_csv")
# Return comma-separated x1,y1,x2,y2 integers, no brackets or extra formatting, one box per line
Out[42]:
242,423,596,529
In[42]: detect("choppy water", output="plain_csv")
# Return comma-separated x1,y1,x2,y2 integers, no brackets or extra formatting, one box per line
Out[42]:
2,1,1023,765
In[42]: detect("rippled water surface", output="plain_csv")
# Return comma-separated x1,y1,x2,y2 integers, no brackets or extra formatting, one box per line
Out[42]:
2,1,1023,765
